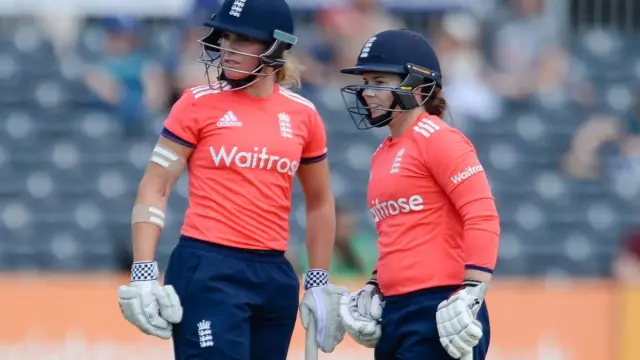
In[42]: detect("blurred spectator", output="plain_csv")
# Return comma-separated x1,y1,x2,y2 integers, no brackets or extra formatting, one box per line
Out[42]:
289,200,375,276
613,226,640,283
165,0,220,104
561,114,621,179
484,0,569,104
294,17,342,93
83,17,168,138
38,13,84,59
433,13,502,122
165,21,210,105
301,0,405,89
332,201,367,274
609,91,640,180
2,0,638,279
562,91,640,180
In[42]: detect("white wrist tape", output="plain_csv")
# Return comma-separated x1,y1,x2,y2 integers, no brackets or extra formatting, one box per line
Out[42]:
150,145,186,176
132,204,166,229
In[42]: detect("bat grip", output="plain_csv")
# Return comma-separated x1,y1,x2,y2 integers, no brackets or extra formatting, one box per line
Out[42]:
305,317,318,360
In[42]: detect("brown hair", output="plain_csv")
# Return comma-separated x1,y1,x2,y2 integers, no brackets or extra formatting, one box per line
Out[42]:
274,52,302,89
423,86,447,117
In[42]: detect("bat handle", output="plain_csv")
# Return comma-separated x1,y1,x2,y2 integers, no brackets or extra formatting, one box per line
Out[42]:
305,317,318,360
461,352,473,360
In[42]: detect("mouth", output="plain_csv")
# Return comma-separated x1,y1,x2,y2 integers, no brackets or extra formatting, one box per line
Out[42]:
223,59,240,66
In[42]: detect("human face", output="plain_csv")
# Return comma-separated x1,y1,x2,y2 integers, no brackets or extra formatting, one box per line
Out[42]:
218,32,266,80
360,72,403,118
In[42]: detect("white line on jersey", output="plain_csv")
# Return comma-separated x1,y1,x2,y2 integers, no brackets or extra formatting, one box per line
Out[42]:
191,81,232,99
390,148,405,174
412,118,441,138
278,88,316,110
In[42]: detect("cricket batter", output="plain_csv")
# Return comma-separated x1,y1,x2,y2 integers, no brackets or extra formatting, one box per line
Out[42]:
337,29,501,360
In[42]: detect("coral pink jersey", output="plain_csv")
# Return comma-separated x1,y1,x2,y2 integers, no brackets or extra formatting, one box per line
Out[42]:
368,114,500,296
162,81,327,251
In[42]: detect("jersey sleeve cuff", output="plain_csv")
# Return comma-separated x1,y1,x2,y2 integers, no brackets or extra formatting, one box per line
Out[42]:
465,264,494,274
161,127,195,148
300,152,327,164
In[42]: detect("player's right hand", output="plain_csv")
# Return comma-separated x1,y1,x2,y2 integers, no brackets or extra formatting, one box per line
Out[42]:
339,282,383,348
118,261,183,339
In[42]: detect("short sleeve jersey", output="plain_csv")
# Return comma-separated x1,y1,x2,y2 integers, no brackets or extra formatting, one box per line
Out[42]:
163,81,327,251
368,114,498,296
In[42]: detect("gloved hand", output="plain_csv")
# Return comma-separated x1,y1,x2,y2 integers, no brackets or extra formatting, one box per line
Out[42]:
436,281,488,359
299,269,349,353
339,280,383,348
118,261,183,339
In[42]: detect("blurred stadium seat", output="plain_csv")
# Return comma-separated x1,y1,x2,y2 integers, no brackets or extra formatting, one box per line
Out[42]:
0,0,640,358
1,2,638,277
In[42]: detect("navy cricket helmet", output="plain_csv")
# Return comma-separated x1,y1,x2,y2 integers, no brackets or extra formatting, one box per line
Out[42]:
340,29,442,129
198,0,298,89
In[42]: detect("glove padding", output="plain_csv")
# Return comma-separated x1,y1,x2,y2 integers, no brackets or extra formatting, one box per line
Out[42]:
436,282,488,359
339,283,383,348
118,261,183,339
299,269,348,353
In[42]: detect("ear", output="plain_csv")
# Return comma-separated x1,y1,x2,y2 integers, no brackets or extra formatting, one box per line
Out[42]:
412,86,424,105
413,82,435,105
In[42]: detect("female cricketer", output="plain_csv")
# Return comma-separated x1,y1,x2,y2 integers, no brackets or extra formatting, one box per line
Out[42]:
337,29,501,360
116,0,347,359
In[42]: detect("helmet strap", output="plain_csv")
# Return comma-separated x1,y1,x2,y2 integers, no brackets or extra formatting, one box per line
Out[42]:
369,99,398,128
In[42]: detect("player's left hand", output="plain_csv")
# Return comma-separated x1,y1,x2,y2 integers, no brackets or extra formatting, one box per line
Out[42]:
299,269,349,353
435,282,488,359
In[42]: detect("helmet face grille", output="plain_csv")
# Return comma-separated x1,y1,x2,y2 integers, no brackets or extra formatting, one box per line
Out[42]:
197,0,297,89
340,81,436,130
196,29,290,90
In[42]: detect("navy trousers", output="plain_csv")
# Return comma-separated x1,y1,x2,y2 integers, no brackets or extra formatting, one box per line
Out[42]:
375,286,491,360
164,236,300,360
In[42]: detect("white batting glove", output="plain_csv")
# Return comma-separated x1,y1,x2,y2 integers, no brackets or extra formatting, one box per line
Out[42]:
299,269,349,353
436,281,488,359
118,261,183,339
339,281,383,348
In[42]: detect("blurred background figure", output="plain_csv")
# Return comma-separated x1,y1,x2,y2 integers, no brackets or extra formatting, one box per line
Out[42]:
1,0,640,358
562,89,640,182
163,0,220,104
483,0,569,107
83,16,168,138
433,12,502,122
333,200,366,275
289,199,374,276
614,225,640,283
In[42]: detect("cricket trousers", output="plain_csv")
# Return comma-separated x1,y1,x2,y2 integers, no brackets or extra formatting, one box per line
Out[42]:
164,235,300,360
375,285,491,360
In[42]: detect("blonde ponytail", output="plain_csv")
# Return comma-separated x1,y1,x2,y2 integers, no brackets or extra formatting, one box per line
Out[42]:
275,53,303,89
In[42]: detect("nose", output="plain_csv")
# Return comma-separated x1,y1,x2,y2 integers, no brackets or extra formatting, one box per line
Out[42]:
362,88,376,97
